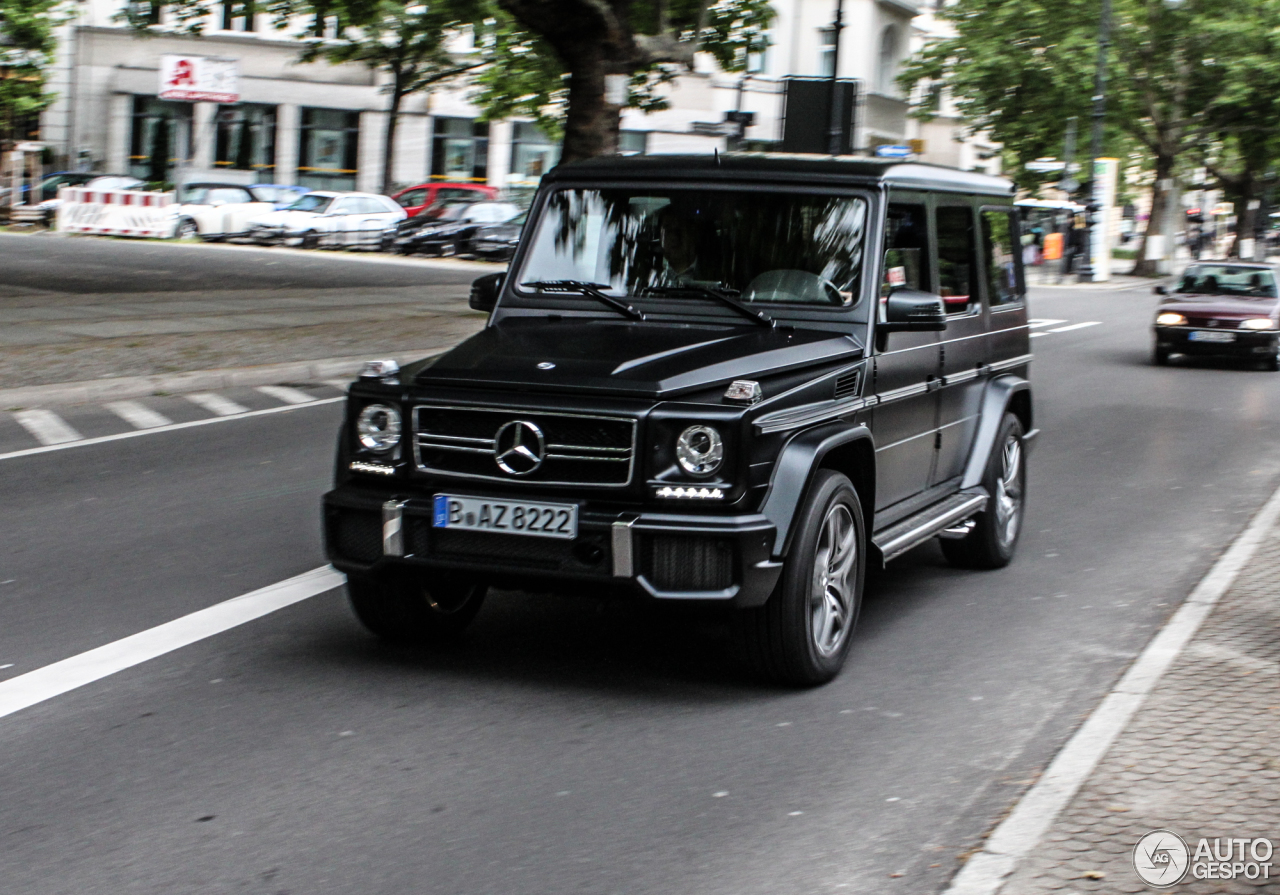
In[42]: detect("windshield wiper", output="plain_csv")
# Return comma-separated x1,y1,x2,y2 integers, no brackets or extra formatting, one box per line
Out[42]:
523,280,647,322
641,284,775,328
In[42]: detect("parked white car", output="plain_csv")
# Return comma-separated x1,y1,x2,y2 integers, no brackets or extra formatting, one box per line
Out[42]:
170,183,276,240
244,191,406,248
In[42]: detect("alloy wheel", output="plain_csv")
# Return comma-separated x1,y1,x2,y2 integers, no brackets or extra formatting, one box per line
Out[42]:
810,503,858,657
994,435,1023,547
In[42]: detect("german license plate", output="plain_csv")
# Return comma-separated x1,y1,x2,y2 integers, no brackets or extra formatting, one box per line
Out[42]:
1189,330,1235,343
432,494,578,539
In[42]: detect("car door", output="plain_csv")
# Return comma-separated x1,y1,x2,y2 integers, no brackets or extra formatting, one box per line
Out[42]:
872,196,942,512
932,199,988,487
325,197,358,245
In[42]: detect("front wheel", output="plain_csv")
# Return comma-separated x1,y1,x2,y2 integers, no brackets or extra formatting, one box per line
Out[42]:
301,230,320,250
175,218,198,240
737,469,865,686
348,569,487,644
1153,344,1170,366
941,413,1026,569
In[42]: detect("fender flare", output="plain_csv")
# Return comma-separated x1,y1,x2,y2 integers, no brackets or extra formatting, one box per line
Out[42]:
759,422,873,557
961,375,1032,490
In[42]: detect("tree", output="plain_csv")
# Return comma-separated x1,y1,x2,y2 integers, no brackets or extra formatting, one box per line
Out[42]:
487,0,774,163
0,0,62,149
901,0,1274,275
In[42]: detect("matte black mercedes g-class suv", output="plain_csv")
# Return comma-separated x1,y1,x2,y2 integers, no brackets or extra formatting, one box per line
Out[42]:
323,154,1035,685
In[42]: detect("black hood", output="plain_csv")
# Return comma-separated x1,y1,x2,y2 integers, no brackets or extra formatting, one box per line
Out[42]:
410,318,864,399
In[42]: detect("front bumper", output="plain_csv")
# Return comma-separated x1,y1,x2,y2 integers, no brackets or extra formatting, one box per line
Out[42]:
322,483,781,607
1155,326,1279,357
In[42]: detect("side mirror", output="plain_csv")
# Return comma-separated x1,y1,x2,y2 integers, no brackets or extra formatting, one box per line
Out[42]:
1154,285,1167,295
879,289,947,333
469,272,504,312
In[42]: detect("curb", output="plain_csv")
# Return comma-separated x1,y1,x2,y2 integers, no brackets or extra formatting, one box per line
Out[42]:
0,351,430,409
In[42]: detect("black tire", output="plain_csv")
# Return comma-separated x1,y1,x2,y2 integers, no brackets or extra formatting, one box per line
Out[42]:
1153,345,1170,366
301,231,320,250
940,412,1026,569
1263,347,1280,372
736,469,866,686
176,218,198,240
348,569,487,644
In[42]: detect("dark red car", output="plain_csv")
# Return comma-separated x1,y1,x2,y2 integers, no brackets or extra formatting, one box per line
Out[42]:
1152,262,1280,370
389,182,496,218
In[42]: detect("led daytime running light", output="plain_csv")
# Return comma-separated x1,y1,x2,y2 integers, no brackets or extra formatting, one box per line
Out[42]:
655,486,725,500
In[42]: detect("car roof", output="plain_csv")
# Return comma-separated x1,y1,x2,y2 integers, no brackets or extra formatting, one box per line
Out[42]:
397,182,491,192
1184,262,1275,271
545,153,1015,197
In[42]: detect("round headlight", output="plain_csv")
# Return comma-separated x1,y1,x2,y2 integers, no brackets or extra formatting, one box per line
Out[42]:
1156,312,1187,326
676,425,724,475
356,403,401,452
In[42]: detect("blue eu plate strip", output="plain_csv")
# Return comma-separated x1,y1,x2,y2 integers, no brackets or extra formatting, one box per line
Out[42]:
433,494,449,527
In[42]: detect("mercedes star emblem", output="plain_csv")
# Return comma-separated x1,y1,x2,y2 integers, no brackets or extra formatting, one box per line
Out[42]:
494,420,546,475
537,362,556,370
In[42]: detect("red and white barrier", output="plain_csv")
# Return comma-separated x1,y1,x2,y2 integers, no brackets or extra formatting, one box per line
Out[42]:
57,186,176,238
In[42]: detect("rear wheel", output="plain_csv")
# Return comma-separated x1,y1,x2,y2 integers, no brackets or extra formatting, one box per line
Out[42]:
737,470,865,686
175,218,198,240
348,569,487,644
940,413,1026,569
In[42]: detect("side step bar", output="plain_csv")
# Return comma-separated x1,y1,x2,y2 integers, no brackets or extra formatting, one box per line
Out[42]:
872,488,989,563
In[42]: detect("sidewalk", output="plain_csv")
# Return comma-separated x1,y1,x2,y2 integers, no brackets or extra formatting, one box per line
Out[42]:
981,512,1280,892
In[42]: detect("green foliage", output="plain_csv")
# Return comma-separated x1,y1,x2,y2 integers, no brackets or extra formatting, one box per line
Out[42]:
470,10,567,140
1,0,64,143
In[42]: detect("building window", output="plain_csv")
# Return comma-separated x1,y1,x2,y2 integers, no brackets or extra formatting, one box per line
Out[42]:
214,104,276,181
619,131,648,156
221,0,256,32
877,26,900,95
510,121,558,183
129,96,193,184
430,117,489,183
298,108,359,191
819,28,837,77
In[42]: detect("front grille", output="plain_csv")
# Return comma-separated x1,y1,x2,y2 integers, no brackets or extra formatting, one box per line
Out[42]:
333,511,382,563
1186,316,1236,328
642,535,735,591
414,404,636,487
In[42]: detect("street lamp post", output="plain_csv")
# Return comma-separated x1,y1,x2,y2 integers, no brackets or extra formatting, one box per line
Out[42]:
827,0,846,155
1077,0,1111,282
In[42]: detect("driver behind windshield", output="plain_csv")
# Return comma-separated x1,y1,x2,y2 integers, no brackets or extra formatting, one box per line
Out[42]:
652,204,717,287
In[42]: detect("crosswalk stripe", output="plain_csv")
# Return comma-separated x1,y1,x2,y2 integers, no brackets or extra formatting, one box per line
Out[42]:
323,379,351,393
13,410,82,446
256,385,315,405
105,401,172,430
187,393,248,416
1047,321,1102,333
1029,318,1068,329
1030,332,1047,338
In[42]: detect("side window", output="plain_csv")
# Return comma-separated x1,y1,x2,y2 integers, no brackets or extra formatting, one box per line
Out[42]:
936,205,978,314
330,199,355,214
882,203,930,298
397,189,426,208
982,209,1022,306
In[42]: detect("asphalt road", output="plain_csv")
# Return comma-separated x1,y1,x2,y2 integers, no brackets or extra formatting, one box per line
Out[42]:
3,278,1280,894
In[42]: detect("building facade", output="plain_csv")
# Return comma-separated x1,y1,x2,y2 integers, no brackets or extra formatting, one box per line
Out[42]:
41,0,945,194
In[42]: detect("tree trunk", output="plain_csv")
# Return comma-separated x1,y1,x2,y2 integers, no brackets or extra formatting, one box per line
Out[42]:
381,74,405,195
560,48,621,163
1131,154,1175,277
1230,176,1258,259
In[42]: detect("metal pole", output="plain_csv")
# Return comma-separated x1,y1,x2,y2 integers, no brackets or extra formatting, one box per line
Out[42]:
827,0,846,155
1078,0,1111,282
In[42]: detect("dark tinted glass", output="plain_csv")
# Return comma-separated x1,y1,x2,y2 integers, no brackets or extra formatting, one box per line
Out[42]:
981,209,1022,306
936,206,977,314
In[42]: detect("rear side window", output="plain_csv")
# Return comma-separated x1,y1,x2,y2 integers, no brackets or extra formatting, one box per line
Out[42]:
981,209,1022,306
882,203,930,297
438,187,482,201
936,206,978,314
397,189,427,208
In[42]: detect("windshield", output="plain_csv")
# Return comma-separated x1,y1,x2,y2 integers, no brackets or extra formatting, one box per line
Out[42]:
515,188,869,311
1177,265,1278,298
286,194,333,214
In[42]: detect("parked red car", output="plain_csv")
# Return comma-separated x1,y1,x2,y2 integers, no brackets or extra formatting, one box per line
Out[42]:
389,182,496,218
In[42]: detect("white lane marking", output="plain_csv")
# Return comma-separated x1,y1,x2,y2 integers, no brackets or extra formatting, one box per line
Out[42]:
105,400,172,430
187,392,249,417
1046,321,1101,334
13,409,82,445
0,396,344,462
944,482,1280,895
257,385,316,405
1028,319,1068,329
0,566,345,721
1029,332,1047,338
323,379,351,393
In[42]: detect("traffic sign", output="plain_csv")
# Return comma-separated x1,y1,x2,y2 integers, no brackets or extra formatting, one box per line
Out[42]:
874,145,913,159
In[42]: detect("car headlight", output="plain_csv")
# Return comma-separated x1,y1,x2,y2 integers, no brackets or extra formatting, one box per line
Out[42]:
1239,317,1274,330
1156,312,1187,326
675,425,723,475
356,403,401,452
